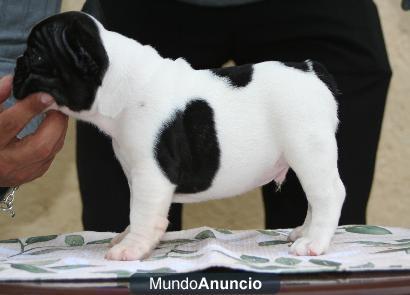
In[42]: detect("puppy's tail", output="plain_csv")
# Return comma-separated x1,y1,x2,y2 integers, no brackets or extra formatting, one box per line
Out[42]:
306,60,339,96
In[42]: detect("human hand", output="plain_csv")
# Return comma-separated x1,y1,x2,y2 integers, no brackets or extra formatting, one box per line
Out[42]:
0,75,68,186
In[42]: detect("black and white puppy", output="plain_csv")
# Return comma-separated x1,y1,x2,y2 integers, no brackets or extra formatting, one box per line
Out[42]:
13,12,345,261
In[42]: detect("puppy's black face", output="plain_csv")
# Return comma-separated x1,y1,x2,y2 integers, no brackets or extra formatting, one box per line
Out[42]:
13,11,108,112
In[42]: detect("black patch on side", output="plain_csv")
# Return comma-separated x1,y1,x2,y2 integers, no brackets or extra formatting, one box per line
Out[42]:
154,99,220,194
211,64,253,88
310,61,339,95
283,61,310,72
13,11,108,111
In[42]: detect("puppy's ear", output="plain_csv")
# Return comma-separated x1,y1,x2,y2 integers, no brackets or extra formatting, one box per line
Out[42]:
62,18,107,85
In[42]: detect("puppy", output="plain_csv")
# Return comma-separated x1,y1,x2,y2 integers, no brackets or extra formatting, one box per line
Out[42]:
13,12,345,261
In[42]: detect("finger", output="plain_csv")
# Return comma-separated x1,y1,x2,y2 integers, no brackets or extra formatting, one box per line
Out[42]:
19,157,54,184
51,111,69,145
3,111,68,164
0,75,13,104
33,111,68,155
0,93,55,147
3,157,54,186
53,122,68,154
10,137,19,144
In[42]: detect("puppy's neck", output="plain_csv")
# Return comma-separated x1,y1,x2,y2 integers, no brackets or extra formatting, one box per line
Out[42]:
68,30,166,137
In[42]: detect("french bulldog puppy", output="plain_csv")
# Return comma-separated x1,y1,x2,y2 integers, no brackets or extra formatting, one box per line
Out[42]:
13,12,345,261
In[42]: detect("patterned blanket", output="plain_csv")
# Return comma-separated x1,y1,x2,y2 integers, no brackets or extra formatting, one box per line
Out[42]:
0,225,409,281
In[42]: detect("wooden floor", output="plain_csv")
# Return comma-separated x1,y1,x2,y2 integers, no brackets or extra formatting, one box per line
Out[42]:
0,0,409,239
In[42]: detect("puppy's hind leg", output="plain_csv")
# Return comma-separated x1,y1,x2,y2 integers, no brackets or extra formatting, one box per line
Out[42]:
285,132,345,256
288,204,311,242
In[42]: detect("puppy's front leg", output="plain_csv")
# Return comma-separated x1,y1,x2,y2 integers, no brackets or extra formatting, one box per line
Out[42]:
110,225,129,247
105,165,174,261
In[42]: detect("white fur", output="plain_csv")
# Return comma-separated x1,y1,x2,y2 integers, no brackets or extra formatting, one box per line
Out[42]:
57,15,345,260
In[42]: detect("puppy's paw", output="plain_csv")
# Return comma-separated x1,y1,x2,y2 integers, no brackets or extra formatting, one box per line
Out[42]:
289,237,329,256
105,234,154,261
110,228,129,247
288,226,306,242
106,217,169,260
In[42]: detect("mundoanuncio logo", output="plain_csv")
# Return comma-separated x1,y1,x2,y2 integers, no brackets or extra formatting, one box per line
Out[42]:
130,272,279,294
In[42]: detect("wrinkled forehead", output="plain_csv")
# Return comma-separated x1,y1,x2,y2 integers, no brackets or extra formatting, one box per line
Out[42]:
28,11,101,45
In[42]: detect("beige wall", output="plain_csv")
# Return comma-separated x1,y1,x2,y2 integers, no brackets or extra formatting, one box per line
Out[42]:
0,0,409,239
367,0,410,227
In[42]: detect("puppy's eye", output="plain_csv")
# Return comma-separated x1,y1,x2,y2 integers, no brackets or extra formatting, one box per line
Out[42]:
25,48,59,77
29,50,56,73
30,53,44,66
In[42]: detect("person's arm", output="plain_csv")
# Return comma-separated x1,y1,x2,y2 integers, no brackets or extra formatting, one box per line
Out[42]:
0,75,68,187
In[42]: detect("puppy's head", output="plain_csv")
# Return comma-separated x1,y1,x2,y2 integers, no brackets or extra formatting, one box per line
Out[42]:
13,11,108,112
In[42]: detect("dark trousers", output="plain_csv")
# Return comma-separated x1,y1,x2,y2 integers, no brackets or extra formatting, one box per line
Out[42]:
77,0,391,233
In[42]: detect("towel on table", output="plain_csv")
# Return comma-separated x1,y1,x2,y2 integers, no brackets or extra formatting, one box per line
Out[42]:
0,225,409,281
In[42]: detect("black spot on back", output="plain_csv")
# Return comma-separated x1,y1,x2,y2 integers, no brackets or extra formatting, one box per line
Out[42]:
211,64,253,88
283,60,338,95
310,61,339,95
283,61,310,72
154,99,220,194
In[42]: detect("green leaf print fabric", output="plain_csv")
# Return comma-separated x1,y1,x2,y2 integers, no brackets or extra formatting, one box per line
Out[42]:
0,225,409,281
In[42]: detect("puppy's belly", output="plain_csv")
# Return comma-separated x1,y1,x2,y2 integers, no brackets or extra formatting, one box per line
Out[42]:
173,156,288,203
